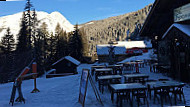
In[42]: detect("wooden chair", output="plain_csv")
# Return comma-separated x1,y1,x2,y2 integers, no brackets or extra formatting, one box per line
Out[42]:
132,88,149,107
98,79,109,94
117,91,130,107
172,84,186,105
153,86,172,107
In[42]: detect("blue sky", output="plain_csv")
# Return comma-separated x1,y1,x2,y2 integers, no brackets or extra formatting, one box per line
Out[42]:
0,0,155,24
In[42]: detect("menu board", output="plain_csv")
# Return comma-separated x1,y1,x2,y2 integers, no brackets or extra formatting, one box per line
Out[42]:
78,69,89,107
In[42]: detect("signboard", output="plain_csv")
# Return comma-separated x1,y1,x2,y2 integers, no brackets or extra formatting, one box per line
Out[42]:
78,69,89,107
174,3,190,22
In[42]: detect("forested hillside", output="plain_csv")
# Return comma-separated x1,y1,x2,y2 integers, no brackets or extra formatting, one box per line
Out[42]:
80,4,152,56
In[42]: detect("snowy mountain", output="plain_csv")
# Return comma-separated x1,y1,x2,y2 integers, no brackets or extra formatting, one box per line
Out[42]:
0,11,74,40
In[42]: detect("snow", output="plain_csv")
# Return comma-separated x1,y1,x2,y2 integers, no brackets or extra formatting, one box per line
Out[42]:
118,49,157,63
85,21,94,25
0,11,74,41
117,41,151,49
52,56,80,66
65,56,80,66
46,69,56,74
0,51,190,107
162,23,190,39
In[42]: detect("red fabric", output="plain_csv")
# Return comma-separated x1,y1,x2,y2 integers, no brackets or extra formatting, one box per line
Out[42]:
32,63,37,73
21,68,30,76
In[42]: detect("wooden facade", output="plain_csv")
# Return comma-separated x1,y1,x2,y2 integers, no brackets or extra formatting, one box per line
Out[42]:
140,0,190,82
51,56,80,74
159,27,190,82
98,54,128,63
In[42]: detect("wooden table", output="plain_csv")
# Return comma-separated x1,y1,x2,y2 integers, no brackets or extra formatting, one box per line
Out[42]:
146,81,185,106
123,62,136,71
98,75,122,93
98,75,122,80
91,65,106,75
123,74,149,83
95,68,113,81
107,65,123,75
148,81,185,88
110,83,147,107
137,62,144,68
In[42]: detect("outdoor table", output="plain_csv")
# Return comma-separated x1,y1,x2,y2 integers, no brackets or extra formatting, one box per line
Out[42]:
146,81,185,106
143,59,150,65
123,74,149,83
98,75,122,93
123,62,136,71
150,63,158,72
95,68,113,81
98,75,122,80
137,62,144,68
151,81,185,88
107,65,123,75
91,65,106,76
110,83,147,107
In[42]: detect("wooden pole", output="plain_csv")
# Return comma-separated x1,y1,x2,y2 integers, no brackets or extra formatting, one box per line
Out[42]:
31,62,40,93
89,75,103,106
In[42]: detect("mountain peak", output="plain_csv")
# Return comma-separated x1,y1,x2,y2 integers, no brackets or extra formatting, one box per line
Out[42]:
0,11,74,41
50,11,63,16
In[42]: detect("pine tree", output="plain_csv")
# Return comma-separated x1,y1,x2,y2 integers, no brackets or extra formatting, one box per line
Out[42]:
68,24,83,61
16,0,35,52
1,28,15,54
1,28,16,79
31,9,39,59
16,12,29,52
24,0,33,50
55,23,68,59
79,28,89,57
34,22,49,72
47,32,57,64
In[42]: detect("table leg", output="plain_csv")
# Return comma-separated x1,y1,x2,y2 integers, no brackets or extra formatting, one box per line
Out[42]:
111,90,114,103
95,72,97,81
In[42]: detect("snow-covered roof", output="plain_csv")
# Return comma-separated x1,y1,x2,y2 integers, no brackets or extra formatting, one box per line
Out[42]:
97,45,126,55
52,56,80,66
65,56,80,65
162,23,190,39
116,41,151,49
96,41,152,55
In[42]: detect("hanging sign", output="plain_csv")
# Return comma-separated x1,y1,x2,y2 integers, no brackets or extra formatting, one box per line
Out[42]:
78,69,90,107
174,3,190,22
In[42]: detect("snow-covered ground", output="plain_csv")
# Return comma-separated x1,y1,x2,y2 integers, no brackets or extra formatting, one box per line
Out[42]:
0,52,190,107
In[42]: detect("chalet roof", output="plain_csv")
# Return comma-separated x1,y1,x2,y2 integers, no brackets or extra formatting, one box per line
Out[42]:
162,23,190,39
140,0,190,38
96,41,152,55
52,56,80,66
117,41,148,49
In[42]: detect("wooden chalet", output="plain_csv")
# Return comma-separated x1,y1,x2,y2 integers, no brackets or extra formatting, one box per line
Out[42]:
50,56,80,76
96,41,152,62
140,0,190,82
